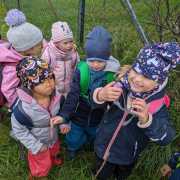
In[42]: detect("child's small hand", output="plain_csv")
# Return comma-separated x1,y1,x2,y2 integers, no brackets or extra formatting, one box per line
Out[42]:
97,82,122,102
39,144,48,153
50,116,64,126
130,98,149,124
160,164,172,177
60,124,71,134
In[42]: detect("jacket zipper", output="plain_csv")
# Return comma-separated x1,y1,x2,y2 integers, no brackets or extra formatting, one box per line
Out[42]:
48,107,55,143
63,61,66,92
87,98,92,126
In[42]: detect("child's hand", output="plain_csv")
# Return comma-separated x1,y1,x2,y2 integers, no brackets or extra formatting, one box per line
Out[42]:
60,124,71,134
97,82,122,102
50,116,64,126
130,98,149,124
160,164,172,177
39,145,48,153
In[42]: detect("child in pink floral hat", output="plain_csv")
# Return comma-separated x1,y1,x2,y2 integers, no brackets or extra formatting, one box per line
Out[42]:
12,57,68,179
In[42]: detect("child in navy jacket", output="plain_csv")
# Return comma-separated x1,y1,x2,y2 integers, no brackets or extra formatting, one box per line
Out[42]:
92,42,179,180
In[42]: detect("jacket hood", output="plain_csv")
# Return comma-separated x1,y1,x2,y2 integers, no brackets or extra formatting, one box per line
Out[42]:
103,56,120,73
0,42,23,63
16,87,61,106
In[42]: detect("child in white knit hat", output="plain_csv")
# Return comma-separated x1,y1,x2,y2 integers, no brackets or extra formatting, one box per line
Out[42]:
0,9,44,108
42,21,79,97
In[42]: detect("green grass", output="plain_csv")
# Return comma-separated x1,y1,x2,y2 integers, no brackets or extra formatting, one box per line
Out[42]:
0,0,180,179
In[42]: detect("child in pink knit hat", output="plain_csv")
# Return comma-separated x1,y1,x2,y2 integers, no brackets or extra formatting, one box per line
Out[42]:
42,21,79,97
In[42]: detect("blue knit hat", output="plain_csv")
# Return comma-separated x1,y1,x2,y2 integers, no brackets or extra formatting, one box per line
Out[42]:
85,26,112,62
132,42,180,84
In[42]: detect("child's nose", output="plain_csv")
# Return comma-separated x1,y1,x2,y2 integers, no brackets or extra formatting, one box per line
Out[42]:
93,62,99,67
67,43,73,48
45,79,52,86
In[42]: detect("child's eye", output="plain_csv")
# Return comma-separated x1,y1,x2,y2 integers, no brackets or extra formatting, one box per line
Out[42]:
45,74,54,81
49,75,54,79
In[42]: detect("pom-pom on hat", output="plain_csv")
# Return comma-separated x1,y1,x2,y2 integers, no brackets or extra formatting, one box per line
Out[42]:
5,9,43,52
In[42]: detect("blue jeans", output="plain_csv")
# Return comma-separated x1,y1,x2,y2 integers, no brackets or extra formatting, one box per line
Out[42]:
66,122,97,151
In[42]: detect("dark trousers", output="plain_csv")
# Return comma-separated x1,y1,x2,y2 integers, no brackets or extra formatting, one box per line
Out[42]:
66,122,97,151
93,155,134,180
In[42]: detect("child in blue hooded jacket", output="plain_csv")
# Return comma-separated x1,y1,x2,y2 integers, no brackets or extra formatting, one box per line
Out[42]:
50,26,120,159
92,42,179,180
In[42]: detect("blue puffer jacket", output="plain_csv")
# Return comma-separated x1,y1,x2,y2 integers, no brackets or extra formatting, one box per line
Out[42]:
59,68,109,127
94,88,175,165
59,57,120,127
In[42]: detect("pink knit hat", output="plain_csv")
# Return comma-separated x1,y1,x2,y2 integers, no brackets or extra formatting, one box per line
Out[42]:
51,21,73,43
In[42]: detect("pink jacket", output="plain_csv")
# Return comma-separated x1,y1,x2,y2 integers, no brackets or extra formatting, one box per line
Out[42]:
0,41,23,107
42,41,79,96
0,40,48,108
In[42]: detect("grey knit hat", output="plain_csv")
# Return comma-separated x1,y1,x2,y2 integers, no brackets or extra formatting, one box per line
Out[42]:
5,9,43,52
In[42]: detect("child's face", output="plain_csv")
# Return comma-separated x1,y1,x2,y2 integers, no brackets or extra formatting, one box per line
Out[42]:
54,38,74,52
32,76,55,97
128,69,157,93
88,60,106,71
20,41,43,56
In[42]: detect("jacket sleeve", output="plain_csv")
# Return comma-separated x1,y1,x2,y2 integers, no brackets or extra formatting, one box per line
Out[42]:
11,114,43,154
1,65,19,108
41,47,51,63
141,105,175,146
58,69,80,122
168,152,180,169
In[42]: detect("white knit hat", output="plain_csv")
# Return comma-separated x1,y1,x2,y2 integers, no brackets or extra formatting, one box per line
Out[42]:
5,9,43,52
51,21,73,42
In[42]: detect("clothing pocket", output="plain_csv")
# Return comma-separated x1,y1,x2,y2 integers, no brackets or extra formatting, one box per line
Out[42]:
74,100,91,117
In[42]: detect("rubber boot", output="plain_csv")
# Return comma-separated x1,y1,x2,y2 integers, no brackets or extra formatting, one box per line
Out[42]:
28,173,48,180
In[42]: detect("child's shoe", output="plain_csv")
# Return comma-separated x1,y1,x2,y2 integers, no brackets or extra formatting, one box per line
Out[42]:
34,177,48,180
53,155,63,166
67,150,76,160
28,173,48,180
0,112,5,122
